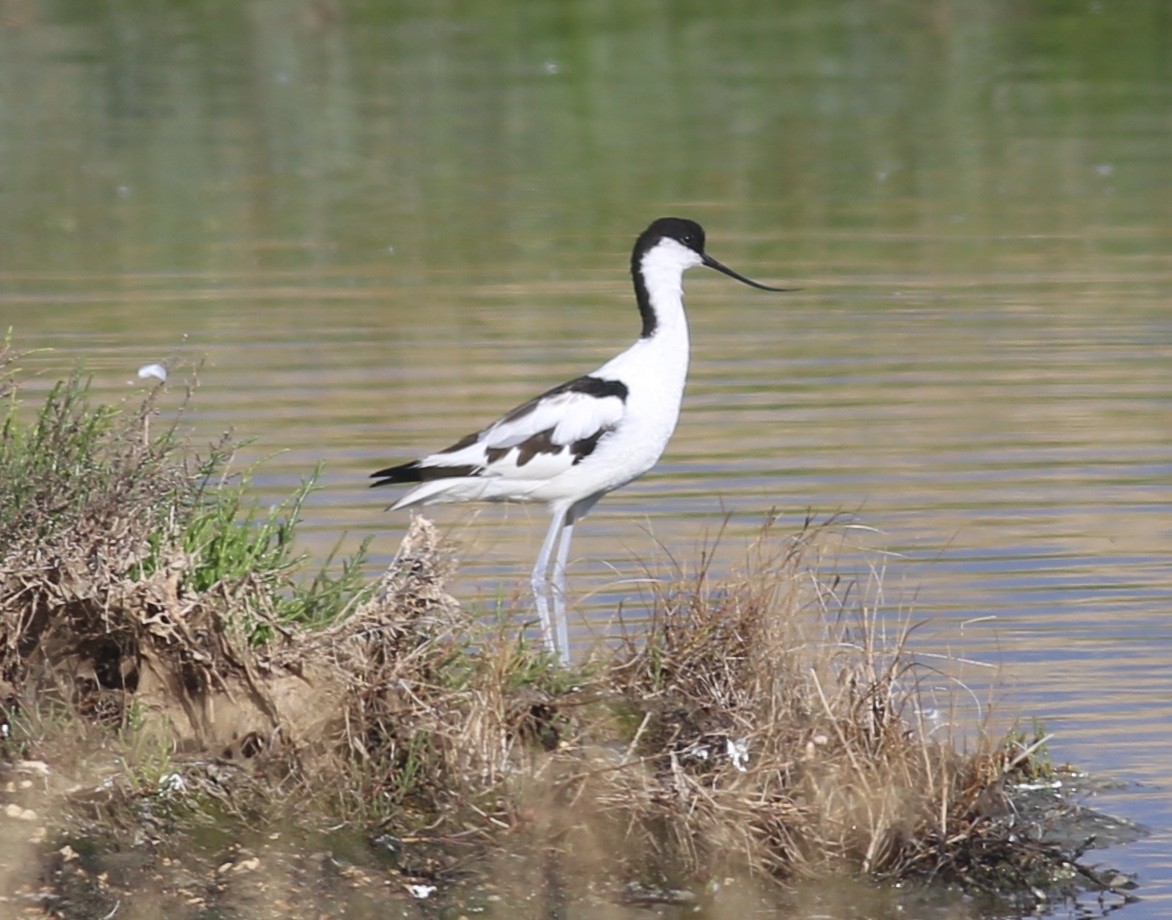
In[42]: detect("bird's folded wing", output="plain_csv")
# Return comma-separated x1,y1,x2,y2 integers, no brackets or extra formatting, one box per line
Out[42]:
423,384,627,479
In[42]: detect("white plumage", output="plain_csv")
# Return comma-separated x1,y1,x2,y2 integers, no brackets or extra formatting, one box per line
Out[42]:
373,217,787,664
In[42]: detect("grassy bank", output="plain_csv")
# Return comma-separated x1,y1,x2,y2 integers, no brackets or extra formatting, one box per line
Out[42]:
0,344,1136,918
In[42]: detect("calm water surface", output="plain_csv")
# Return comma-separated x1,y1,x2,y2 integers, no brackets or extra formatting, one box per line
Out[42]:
2,2,1171,916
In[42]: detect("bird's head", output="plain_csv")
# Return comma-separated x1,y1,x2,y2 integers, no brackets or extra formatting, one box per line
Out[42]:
633,217,791,291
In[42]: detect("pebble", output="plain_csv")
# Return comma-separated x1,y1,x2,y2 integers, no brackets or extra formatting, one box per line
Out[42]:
3,804,37,821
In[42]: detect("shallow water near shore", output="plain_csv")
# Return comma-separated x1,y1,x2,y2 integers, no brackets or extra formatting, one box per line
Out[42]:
3,0,1172,915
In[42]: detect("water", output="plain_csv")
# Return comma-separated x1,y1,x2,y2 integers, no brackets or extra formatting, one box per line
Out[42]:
2,1,1171,915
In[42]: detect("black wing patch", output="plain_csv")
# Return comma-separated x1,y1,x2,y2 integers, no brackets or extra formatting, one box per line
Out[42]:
498,375,628,427
569,428,607,463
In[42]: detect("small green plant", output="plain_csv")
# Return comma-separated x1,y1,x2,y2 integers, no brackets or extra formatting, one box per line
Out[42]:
169,459,374,639
1,373,177,554
999,719,1055,780
183,458,310,589
1,359,369,642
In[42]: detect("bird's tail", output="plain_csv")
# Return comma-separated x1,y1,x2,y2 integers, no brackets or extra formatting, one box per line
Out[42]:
371,460,485,510
370,460,423,488
370,460,479,488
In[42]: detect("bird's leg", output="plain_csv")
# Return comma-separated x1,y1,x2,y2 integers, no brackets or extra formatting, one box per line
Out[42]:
551,519,574,664
531,511,565,658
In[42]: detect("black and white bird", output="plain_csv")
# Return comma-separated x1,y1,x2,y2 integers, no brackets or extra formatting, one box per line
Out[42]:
372,217,787,664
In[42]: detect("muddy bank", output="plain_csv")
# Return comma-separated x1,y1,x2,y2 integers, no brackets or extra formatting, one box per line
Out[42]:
1,516,1142,918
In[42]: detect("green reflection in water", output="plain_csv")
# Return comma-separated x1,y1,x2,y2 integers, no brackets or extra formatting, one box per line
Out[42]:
2,0,1169,295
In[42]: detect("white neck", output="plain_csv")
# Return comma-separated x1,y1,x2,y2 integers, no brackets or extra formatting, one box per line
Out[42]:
637,238,701,346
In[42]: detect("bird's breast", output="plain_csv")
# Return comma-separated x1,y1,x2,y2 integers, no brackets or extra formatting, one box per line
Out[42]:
577,364,687,490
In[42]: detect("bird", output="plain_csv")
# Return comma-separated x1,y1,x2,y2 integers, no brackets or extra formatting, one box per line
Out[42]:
372,217,789,665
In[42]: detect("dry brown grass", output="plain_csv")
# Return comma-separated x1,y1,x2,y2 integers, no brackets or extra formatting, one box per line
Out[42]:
524,517,1042,894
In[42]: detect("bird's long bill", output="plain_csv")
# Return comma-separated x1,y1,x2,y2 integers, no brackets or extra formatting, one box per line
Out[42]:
702,252,793,292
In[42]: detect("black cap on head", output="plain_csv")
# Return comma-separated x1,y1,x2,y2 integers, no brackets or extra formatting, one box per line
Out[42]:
633,217,706,267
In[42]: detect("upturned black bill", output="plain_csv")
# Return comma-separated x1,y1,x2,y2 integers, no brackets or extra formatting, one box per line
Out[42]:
702,253,794,292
